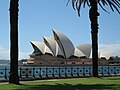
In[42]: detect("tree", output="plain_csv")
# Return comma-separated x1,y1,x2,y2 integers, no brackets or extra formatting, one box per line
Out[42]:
9,0,19,84
67,0,120,77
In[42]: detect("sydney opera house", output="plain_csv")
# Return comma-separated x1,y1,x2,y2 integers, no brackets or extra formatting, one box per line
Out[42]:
27,29,110,65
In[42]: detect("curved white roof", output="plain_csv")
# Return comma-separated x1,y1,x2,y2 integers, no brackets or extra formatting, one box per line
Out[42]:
30,41,53,55
44,44,54,55
56,43,65,57
30,30,112,60
73,48,86,57
30,41,45,54
43,36,64,57
43,36,57,56
53,29,75,58
100,51,113,60
77,44,92,58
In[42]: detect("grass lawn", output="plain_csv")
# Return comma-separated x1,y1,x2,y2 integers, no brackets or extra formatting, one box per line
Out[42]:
0,76,120,90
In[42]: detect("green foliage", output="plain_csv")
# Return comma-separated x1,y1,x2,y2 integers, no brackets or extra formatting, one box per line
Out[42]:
111,56,120,60
1,77,120,90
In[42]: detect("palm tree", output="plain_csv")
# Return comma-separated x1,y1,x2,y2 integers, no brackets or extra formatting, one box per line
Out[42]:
67,0,120,77
9,0,19,84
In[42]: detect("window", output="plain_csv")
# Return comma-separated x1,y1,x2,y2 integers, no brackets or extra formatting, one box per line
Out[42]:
61,61,65,64
72,62,75,64
22,71,25,74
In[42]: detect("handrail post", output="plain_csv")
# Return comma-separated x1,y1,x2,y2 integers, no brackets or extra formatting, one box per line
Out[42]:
20,67,22,78
26,68,28,78
33,67,35,78
5,67,7,79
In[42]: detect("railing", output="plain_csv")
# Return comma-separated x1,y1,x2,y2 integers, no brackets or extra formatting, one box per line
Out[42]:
0,65,120,80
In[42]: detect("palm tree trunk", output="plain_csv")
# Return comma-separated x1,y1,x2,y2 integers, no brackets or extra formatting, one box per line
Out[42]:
9,0,19,84
89,0,99,77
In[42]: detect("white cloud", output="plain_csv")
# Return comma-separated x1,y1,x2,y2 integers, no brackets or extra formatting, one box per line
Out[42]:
0,46,30,60
19,52,30,60
0,47,10,60
116,41,120,43
99,44,120,57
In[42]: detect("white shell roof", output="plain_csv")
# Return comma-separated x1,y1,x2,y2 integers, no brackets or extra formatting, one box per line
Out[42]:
77,44,92,58
30,30,112,59
30,41,53,55
30,41,45,54
53,29,75,58
44,44,54,55
73,48,86,57
56,43,65,57
43,36,64,57
100,51,113,60
43,36,57,56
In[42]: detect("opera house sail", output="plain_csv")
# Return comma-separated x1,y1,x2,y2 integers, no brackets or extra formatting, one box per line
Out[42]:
28,29,111,65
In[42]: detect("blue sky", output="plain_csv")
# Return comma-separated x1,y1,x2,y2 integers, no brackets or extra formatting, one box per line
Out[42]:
0,0,120,60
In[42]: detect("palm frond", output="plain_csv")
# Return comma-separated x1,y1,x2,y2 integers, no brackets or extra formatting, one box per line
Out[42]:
66,0,120,16
66,0,70,6
99,0,120,14
72,0,77,10
98,2,110,13
109,0,120,13
73,0,88,16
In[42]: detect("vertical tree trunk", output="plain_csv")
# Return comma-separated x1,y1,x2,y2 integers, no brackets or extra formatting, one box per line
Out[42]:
89,0,99,77
9,0,19,84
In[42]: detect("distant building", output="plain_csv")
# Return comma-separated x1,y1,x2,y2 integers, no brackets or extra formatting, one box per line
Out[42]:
19,59,28,65
27,29,112,65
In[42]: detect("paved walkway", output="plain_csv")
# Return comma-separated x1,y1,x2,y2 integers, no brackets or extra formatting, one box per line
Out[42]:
0,78,80,84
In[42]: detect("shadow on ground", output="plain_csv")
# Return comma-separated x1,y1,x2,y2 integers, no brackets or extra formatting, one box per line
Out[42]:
16,83,120,90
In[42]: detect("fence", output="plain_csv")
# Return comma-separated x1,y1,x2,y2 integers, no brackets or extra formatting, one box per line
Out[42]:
0,65,120,79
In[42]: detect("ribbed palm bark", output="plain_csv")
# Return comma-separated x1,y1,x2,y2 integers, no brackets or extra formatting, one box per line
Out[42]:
89,0,99,77
9,0,19,84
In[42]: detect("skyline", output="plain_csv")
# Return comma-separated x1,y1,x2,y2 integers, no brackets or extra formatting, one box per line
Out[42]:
0,0,120,60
